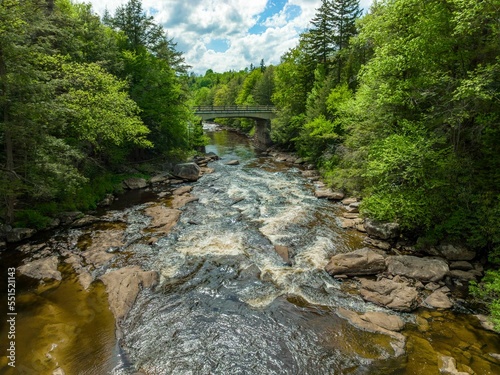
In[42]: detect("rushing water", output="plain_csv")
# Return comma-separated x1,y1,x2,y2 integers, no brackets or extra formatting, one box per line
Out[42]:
2,126,500,375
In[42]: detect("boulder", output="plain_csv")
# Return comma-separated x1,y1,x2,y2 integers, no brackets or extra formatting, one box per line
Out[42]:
314,188,345,200
425,291,453,309
206,152,219,160
386,255,449,282
341,197,358,205
0,224,12,240
449,261,474,271
59,211,83,225
448,269,478,281
6,228,36,243
150,174,169,184
18,256,61,281
425,243,476,261
123,177,147,190
364,237,392,251
274,245,289,263
225,160,240,166
359,277,419,312
364,219,400,240
100,266,158,321
325,248,386,276
98,194,115,207
173,163,200,181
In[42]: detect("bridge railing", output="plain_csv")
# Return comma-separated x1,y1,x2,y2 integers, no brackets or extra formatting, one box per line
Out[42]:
194,105,276,113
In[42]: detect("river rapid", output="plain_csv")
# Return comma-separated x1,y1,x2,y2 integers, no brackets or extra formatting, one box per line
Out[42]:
1,126,500,375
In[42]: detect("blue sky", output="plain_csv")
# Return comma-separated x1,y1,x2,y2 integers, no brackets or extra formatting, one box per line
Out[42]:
83,0,373,74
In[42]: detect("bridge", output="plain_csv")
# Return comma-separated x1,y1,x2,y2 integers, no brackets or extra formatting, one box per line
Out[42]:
194,105,277,149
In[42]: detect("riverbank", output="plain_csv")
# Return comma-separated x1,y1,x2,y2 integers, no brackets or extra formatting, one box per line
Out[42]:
2,127,500,374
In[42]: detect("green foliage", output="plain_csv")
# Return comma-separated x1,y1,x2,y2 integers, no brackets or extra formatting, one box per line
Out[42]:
470,270,500,330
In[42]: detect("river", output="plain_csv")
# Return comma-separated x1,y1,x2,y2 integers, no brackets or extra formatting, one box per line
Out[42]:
1,126,500,374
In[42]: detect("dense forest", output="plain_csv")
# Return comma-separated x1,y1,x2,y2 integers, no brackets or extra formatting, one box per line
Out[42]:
0,0,202,229
1,0,500,326
189,0,500,324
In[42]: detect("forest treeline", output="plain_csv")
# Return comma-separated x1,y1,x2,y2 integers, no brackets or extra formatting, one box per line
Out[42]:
189,0,500,324
0,0,203,227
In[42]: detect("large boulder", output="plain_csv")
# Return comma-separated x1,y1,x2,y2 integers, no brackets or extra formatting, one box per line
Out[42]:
6,228,36,243
18,256,61,281
364,219,400,240
314,188,345,200
173,163,201,181
359,277,419,312
123,177,147,190
425,243,476,261
386,255,449,282
425,291,453,309
325,248,386,276
100,266,158,321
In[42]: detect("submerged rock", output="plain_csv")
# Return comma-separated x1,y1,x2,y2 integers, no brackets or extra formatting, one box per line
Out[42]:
173,163,200,181
18,256,61,281
100,266,158,321
144,205,181,234
438,355,470,375
325,248,386,276
386,255,449,282
337,307,406,357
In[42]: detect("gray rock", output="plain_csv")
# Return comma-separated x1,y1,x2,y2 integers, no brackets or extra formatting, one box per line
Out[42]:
425,291,453,309
386,255,449,282
123,177,147,189
59,211,83,225
364,219,400,240
18,256,61,281
449,261,474,271
341,197,358,205
359,277,419,312
98,193,115,207
70,215,100,228
0,224,12,240
425,243,476,261
364,237,392,251
325,248,386,276
315,188,344,200
448,269,478,281
225,160,240,166
173,163,201,181
6,228,36,243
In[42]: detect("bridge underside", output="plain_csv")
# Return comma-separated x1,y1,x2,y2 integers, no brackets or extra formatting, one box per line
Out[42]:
199,114,274,150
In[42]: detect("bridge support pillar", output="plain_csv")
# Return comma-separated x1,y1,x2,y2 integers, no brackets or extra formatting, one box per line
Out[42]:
254,119,272,150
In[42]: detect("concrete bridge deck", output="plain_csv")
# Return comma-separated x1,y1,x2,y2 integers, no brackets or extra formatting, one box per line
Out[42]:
194,105,277,121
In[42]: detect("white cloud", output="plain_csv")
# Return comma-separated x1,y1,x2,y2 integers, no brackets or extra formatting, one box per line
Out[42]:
79,0,374,74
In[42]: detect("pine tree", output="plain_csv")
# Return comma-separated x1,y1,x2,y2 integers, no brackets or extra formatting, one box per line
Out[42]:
308,0,336,72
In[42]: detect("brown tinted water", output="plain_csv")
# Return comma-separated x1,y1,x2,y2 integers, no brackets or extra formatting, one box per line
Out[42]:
1,128,499,374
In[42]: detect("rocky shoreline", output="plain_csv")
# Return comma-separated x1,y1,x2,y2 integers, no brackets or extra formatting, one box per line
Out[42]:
5,144,499,375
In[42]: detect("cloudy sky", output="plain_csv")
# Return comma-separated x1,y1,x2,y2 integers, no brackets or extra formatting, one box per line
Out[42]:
81,0,373,74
